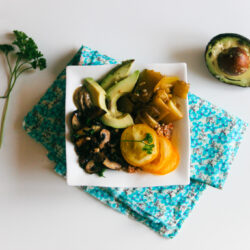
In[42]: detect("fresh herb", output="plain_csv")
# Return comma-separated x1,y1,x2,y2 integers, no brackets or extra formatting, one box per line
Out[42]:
0,30,46,148
122,133,155,154
142,143,155,154
144,133,153,144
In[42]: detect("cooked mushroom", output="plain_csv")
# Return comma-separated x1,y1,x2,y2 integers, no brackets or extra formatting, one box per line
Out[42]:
85,160,97,174
79,91,87,111
91,125,101,132
74,87,93,111
92,151,105,162
94,147,100,153
76,128,86,136
99,129,111,149
71,111,81,130
75,137,86,148
73,87,83,110
103,158,122,170
83,91,92,108
82,125,101,133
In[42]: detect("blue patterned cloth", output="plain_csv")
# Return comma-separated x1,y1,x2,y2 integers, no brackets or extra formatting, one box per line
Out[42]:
23,46,247,238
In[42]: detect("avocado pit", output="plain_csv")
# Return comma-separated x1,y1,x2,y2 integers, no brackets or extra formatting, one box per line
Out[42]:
217,47,250,76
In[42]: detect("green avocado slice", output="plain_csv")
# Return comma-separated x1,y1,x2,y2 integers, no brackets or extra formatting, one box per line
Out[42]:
100,59,134,90
84,77,135,128
84,78,108,111
106,70,140,115
101,113,134,129
205,33,250,87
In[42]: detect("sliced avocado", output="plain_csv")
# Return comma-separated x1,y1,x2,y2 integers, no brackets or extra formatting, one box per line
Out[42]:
101,113,134,128
106,70,140,115
100,59,134,90
84,77,134,128
205,33,250,87
84,78,108,111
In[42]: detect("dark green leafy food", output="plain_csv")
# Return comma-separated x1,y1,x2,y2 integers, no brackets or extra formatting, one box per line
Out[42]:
205,33,250,87
0,30,46,148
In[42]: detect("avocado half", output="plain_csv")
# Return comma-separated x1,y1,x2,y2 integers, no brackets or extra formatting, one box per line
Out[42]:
205,33,250,87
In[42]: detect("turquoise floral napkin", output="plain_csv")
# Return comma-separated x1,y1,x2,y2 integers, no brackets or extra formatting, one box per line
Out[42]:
23,46,247,238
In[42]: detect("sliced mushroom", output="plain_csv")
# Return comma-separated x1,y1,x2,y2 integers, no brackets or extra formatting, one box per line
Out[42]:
75,137,86,148
91,125,101,132
85,160,97,174
99,129,111,149
82,125,101,133
92,151,105,162
73,87,82,110
76,128,86,136
73,86,93,111
83,91,92,109
71,111,81,130
103,158,122,170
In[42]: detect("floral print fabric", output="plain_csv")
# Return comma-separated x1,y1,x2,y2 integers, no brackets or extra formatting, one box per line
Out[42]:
23,46,247,238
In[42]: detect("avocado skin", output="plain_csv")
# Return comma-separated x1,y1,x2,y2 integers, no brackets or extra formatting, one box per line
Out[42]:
205,33,250,87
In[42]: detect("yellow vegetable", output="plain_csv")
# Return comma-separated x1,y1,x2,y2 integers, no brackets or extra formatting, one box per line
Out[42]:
139,69,164,87
172,80,190,99
136,111,159,128
151,93,170,121
141,136,179,175
120,124,159,166
132,70,164,103
162,100,183,123
154,76,179,92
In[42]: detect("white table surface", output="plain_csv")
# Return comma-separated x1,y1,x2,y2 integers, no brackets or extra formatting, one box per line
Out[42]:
0,0,250,249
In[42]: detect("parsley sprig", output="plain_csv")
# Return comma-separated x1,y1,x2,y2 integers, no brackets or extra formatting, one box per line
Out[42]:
122,133,155,154
0,30,46,148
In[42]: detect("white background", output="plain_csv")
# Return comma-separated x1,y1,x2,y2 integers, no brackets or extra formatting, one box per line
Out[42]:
0,0,249,249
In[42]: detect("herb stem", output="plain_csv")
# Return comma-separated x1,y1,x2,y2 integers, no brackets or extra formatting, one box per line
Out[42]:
16,66,32,78
0,70,14,98
121,133,155,154
0,86,11,147
0,60,18,148
6,54,12,74
16,61,27,71
122,139,149,145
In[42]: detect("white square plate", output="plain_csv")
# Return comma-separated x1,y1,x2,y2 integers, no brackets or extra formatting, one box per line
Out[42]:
66,63,190,187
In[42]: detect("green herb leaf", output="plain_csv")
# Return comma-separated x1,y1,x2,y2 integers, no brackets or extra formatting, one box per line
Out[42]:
121,133,155,155
144,133,153,144
142,143,155,154
0,44,15,55
12,30,46,70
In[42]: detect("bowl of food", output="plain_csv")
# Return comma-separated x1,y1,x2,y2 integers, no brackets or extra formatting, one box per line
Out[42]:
66,61,190,187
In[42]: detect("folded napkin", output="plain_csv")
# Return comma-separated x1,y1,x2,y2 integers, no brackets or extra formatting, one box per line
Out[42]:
23,46,247,238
